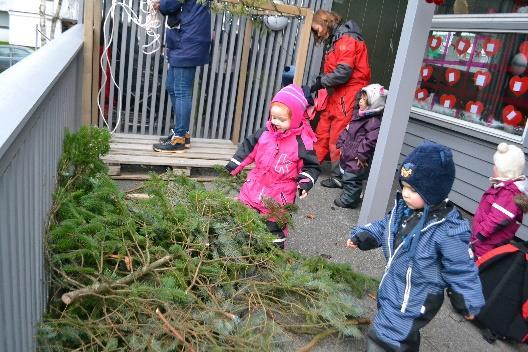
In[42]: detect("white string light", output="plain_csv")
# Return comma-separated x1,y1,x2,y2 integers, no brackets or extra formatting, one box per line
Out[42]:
98,0,162,134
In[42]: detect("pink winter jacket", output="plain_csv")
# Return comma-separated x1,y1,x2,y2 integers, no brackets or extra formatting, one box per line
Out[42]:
228,121,321,214
471,178,528,257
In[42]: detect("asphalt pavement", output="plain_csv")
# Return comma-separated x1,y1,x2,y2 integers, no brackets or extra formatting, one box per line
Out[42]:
286,164,527,352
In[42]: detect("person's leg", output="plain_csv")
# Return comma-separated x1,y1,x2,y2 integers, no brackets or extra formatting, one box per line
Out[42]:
266,221,286,249
335,168,368,208
159,66,177,142
314,110,332,163
328,113,350,164
172,66,197,138
366,335,389,352
154,66,196,152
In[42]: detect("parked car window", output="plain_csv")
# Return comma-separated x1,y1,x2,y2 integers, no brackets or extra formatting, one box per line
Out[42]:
435,0,528,14
413,30,528,137
12,48,29,57
0,47,10,56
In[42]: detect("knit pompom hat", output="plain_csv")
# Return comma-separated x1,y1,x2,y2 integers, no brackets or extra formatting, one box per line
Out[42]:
399,141,455,206
493,143,525,179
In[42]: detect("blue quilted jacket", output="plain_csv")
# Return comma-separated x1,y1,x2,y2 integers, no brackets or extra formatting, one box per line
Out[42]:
160,0,211,67
350,196,484,349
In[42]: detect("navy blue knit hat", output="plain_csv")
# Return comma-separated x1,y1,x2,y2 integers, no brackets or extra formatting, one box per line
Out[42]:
399,141,455,205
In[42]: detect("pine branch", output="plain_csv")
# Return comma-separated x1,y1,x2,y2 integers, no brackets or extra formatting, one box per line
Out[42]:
296,328,337,352
61,255,174,305
155,308,195,352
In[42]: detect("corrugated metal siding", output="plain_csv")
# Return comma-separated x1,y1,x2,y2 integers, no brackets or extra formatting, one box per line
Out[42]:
401,117,528,239
332,0,407,87
99,0,332,139
0,26,83,351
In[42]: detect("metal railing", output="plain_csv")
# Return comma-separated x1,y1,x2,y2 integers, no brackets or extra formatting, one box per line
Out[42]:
0,24,84,352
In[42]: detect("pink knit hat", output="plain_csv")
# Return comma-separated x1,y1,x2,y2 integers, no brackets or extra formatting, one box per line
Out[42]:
271,84,308,129
269,84,317,148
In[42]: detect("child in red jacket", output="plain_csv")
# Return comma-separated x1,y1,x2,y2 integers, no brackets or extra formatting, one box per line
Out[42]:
471,143,528,258
225,85,321,248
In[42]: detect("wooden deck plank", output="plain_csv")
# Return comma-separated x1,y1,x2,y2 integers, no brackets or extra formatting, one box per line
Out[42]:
109,142,236,154
102,153,226,167
103,135,236,171
104,149,231,161
112,133,237,146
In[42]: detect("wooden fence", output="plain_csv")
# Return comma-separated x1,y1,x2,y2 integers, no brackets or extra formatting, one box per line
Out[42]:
95,0,332,142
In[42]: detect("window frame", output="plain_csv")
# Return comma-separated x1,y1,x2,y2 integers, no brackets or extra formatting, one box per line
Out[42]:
410,13,528,148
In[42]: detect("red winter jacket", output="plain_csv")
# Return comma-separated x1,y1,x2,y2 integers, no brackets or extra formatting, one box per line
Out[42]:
471,178,528,257
322,20,371,117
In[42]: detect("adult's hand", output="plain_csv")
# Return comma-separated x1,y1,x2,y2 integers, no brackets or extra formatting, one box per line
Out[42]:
310,76,323,93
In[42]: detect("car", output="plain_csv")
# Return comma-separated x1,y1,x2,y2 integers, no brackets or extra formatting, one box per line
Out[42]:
0,44,34,73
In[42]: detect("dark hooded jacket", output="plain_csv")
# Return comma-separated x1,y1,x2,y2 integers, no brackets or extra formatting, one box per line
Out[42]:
160,0,211,67
336,90,381,173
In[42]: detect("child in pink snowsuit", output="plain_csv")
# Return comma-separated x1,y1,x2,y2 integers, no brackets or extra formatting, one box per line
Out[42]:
471,143,528,258
225,84,321,248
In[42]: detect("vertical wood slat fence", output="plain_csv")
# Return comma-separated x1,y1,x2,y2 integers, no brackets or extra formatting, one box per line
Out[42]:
97,0,332,143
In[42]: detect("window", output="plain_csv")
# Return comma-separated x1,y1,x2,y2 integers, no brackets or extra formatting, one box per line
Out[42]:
435,0,528,15
413,31,528,137
0,47,10,56
412,7,528,140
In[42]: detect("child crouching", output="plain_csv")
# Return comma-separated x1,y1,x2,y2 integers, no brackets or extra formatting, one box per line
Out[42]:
225,84,321,248
334,83,388,208
347,141,484,351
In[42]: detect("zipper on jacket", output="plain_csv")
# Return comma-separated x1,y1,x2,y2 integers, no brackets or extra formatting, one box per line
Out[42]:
387,199,397,257
340,96,348,118
400,266,413,313
379,241,404,289
280,192,287,205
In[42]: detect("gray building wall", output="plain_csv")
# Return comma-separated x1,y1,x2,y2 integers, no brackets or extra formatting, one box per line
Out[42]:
332,0,407,87
401,115,528,239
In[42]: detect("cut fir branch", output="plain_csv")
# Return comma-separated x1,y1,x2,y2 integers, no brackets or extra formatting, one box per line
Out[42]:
40,126,376,351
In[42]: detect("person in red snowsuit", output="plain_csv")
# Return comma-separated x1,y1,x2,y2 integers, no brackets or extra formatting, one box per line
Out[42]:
309,10,371,188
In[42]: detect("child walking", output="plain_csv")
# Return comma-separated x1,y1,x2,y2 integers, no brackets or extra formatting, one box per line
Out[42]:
334,83,388,208
471,142,528,258
346,141,484,351
225,84,321,248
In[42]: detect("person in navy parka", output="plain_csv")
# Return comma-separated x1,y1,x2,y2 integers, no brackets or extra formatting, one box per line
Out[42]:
347,142,484,351
152,0,211,153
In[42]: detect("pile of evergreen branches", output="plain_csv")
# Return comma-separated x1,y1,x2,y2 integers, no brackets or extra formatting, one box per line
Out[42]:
38,126,377,351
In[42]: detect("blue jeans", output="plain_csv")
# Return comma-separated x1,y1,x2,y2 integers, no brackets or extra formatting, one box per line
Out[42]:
166,66,196,136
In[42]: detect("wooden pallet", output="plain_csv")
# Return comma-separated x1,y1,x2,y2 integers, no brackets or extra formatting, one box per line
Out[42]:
102,133,237,176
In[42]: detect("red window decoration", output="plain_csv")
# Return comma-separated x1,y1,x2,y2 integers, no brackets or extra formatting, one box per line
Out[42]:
414,30,528,137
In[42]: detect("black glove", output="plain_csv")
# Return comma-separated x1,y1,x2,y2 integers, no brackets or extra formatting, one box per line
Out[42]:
296,175,314,195
225,160,238,174
301,85,315,106
310,76,324,93
354,231,379,250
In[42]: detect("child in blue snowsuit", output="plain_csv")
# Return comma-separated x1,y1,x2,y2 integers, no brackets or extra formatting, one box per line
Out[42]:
347,141,484,351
